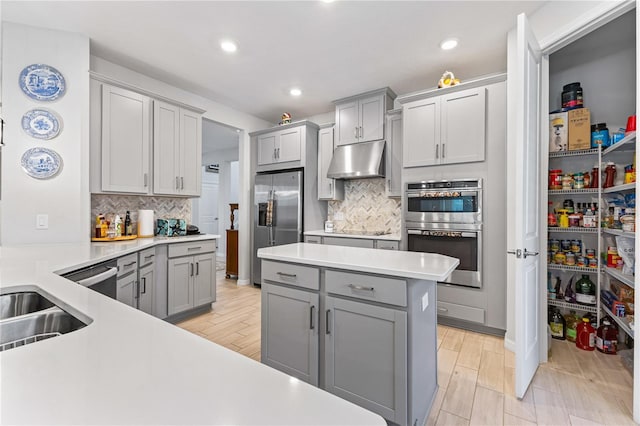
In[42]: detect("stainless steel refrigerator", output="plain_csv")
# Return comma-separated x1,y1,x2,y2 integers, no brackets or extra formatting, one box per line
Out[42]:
253,170,303,285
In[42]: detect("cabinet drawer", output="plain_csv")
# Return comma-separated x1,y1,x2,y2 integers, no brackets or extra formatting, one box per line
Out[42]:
325,270,406,307
117,253,138,277
138,247,156,267
304,236,323,244
375,240,399,250
323,236,374,248
437,301,485,324
262,261,319,291
168,240,216,258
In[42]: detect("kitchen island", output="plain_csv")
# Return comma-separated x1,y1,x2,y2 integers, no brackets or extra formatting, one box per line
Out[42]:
0,237,384,425
257,243,459,426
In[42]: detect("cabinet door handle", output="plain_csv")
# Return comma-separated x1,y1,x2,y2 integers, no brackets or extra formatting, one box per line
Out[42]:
354,127,358,138
310,305,315,330
187,246,202,251
348,284,375,292
141,277,146,294
329,182,332,193
190,263,194,277
359,126,363,139
144,254,155,261
326,309,331,334
143,173,148,187
196,262,199,275
276,272,297,278
435,144,439,159
123,261,136,267
181,177,184,189
442,143,446,158
135,280,140,300
175,176,179,190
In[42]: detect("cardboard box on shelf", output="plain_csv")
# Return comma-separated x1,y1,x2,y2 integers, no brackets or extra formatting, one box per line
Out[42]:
568,107,591,150
549,112,568,152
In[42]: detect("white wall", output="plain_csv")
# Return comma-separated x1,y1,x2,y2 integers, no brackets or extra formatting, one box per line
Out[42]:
91,57,271,284
1,22,90,245
229,161,239,204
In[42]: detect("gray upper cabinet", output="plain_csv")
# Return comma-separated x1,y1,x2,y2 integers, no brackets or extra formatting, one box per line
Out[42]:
324,296,407,424
257,126,302,166
402,86,486,168
333,88,396,146
153,101,202,196
385,109,402,197
261,283,319,385
317,125,344,201
100,84,151,194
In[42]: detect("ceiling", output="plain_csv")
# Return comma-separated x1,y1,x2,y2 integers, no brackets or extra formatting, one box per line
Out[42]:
3,1,546,123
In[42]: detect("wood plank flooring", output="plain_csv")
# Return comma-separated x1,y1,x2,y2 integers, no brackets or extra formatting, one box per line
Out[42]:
177,275,635,425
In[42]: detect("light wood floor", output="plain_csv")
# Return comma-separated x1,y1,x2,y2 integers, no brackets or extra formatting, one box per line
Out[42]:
177,275,636,425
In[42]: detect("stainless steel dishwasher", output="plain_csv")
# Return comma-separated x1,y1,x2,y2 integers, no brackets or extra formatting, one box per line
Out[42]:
62,260,118,299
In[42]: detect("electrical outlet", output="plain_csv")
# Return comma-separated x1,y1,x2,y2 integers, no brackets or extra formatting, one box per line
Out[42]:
334,212,344,221
36,214,48,230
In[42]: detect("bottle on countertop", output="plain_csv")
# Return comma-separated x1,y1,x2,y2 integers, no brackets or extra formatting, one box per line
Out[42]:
115,215,123,237
125,211,132,236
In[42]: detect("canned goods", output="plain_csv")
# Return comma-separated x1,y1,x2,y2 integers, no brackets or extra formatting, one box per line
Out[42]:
588,258,598,268
565,253,576,266
585,249,596,259
573,172,585,189
555,252,567,265
549,169,563,190
568,214,581,227
570,240,582,253
576,256,586,267
550,239,560,252
561,240,571,252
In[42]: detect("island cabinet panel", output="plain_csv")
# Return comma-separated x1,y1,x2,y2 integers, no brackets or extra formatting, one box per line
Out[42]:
322,236,374,249
261,283,319,385
324,296,407,425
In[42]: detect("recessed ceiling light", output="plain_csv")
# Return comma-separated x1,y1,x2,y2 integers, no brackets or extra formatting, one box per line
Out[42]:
440,38,458,50
322,0,335,3
290,88,302,97
220,40,237,53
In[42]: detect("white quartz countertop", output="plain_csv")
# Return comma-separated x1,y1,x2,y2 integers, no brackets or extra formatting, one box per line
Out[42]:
258,243,459,281
304,230,401,241
0,238,384,425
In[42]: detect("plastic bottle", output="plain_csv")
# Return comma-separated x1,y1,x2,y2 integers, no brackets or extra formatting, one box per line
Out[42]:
115,215,123,237
576,318,596,351
549,308,566,340
565,310,579,342
596,318,618,354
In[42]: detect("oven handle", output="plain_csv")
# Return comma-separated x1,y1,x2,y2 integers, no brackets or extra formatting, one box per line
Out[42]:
407,229,478,238
74,267,118,287
407,190,480,198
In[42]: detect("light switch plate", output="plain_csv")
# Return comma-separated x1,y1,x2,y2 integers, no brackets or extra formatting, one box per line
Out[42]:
333,212,344,221
36,214,48,230
421,292,429,311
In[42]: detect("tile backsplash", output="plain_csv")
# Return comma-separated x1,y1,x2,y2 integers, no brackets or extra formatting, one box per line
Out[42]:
328,178,401,235
91,194,191,234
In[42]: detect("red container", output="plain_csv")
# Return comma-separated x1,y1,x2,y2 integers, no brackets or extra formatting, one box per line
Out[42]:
576,318,595,351
626,115,636,134
596,319,618,354
549,169,563,190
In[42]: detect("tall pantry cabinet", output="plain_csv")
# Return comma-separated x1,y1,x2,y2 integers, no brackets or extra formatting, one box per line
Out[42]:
539,6,638,422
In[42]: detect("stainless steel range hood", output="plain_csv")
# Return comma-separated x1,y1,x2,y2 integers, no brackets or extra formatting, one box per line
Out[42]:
326,140,386,179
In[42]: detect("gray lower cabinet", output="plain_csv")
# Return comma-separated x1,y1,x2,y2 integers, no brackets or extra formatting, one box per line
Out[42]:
116,271,137,308
168,249,216,316
325,296,407,424
261,283,319,385
138,263,155,315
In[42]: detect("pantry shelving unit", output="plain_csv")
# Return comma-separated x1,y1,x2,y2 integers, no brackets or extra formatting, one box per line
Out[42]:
598,131,636,343
547,147,602,324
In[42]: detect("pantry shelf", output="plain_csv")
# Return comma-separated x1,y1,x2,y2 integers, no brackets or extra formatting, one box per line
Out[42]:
548,264,599,273
549,148,600,158
548,298,598,313
602,131,636,156
601,304,634,338
602,183,636,193
548,189,600,195
602,228,635,239
602,266,635,288
548,227,598,234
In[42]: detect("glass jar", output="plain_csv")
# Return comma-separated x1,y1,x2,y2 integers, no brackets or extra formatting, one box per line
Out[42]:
562,174,574,190
573,172,585,189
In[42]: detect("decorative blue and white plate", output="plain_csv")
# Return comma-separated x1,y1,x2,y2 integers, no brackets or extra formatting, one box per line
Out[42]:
19,64,66,101
21,109,62,140
21,147,63,179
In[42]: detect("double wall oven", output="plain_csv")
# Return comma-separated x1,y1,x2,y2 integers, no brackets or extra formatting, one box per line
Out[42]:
405,179,482,289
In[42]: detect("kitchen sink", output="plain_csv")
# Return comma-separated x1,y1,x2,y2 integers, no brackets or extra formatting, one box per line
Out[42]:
1,291,55,319
0,288,91,352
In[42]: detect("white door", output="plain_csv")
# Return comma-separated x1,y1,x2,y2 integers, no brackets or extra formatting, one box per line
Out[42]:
510,13,542,399
199,178,219,235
